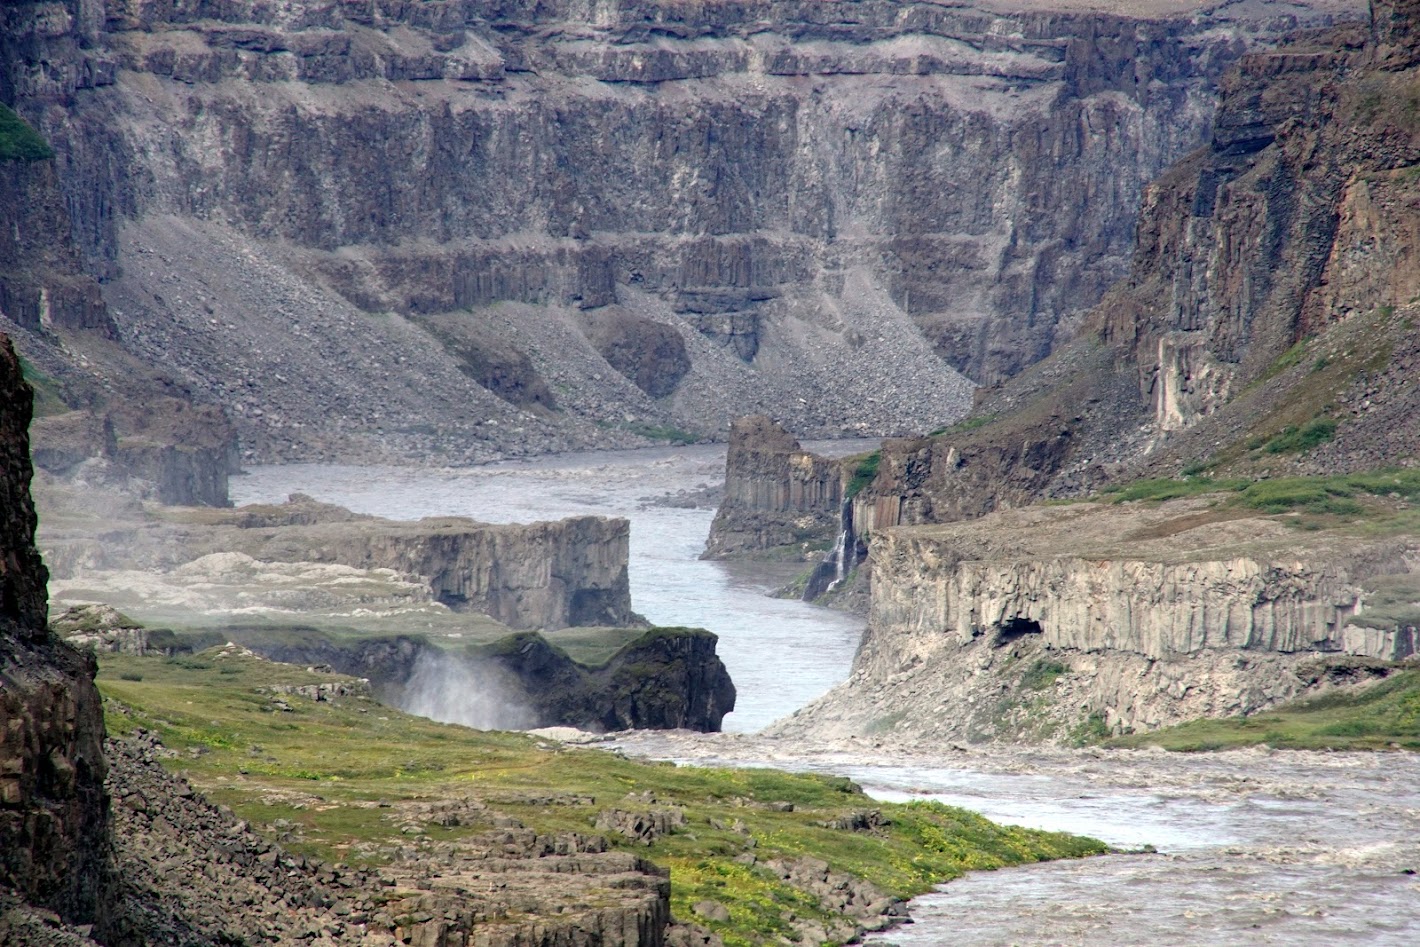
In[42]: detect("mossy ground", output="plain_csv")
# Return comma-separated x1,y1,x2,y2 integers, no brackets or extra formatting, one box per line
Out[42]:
96,649,1107,945
0,105,53,161
1111,669,1420,752
1103,468,1420,531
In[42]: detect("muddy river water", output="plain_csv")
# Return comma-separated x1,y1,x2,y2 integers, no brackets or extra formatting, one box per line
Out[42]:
232,446,1420,945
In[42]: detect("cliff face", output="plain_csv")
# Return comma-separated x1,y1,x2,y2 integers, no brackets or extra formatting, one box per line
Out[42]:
852,0,1420,528
774,498,1420,744
235,511,641,630
0,335,109,929
2,0,1362,463
224,626,737,732
704,415,847,558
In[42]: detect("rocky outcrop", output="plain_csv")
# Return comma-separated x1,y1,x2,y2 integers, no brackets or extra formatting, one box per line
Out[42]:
2,0,1362,464
855,1,1420,527
704,416,847,558
775,497,1420,743
224,626,737,732
43,493,640,631
29,399,240,508
0,113,112,337
0,335,110,931
867,502,1418,663
239,508,640,630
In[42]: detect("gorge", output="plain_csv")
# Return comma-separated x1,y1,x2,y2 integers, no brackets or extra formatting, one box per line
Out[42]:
6,0,1420,943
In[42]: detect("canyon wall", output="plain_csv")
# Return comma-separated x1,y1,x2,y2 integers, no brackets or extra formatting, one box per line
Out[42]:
775,498,1420,743
0,335,110,930
847,0,1420,530
1,0,1362,463
229,510,640,630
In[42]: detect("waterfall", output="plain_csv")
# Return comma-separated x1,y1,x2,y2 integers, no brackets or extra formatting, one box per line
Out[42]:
802,498,856,601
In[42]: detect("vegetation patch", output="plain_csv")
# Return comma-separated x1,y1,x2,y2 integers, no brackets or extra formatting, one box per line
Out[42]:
1108,469,1420,524
929,414,997,437
94,650,1108,944
1259,417,1337,454
0,105,54,161
844,450,881,499
1020,660,1068,691
1112,669,1420,752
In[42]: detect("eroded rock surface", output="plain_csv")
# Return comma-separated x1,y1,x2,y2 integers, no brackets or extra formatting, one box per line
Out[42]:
775,497,1420,743
0,335,110,933
704,416,848,558
2,0,1364,463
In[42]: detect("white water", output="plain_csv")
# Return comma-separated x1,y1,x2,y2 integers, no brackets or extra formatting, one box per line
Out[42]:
232,447,1420,944
230,443,871,733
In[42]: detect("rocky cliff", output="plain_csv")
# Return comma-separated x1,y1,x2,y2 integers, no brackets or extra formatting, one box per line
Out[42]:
220,625,737,732
773,496,1420,743
43,493,641,631
243,511,641,630
0,335,110,931
1,0,1363,464
703,416,848,558
849,0,1420,529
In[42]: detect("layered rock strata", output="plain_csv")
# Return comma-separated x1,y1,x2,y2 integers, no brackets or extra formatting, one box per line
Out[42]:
773,497,1420,743
2,0,1363,463
850,0,1420,528
45,494,640,631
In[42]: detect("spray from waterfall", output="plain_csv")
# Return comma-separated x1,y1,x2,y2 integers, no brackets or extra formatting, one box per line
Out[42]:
395,650,536,731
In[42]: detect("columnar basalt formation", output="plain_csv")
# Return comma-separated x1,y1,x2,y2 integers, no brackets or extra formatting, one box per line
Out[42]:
0,335,110,930
703,416,846,558
851,0,1420,527
774,498,1420,743
1,0,1364,463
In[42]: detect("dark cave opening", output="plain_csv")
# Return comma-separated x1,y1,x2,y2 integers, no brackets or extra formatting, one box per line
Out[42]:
994,616,1044,646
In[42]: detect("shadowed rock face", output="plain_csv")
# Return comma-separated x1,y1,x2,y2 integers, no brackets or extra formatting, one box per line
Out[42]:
0,335,110,929
227,626,737,732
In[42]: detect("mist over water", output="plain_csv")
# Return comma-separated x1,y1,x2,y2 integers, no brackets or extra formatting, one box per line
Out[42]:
231,443,872,732
395,651,535,731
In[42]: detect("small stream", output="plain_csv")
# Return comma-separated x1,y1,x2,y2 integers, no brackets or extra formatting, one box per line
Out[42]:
231,447,1420,944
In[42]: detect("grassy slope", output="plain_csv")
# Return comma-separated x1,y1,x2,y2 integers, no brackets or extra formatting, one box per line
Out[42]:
0,105,54,161
97,650,1107,945
1111,669,1420,752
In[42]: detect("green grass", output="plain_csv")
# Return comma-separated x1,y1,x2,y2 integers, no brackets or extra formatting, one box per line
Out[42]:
1020,660,1068,692
0,105,53,161
95,650,1108,944
1260,418,1337,454
928,414,997,437
844,450,881,500
1108,469,1420,521
17,355,69,417
1106,476,1250,503
1112,669,1420,751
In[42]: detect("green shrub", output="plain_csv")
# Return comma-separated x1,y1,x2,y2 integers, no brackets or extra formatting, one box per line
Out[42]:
0,105,54,161
845,450,881,499
1261,418,1337,454
1020,660,1067,691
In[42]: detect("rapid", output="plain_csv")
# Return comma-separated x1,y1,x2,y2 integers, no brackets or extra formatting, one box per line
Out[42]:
231,446,1420,945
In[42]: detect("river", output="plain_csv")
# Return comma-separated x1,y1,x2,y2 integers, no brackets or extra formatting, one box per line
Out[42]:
230,446,1420,945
